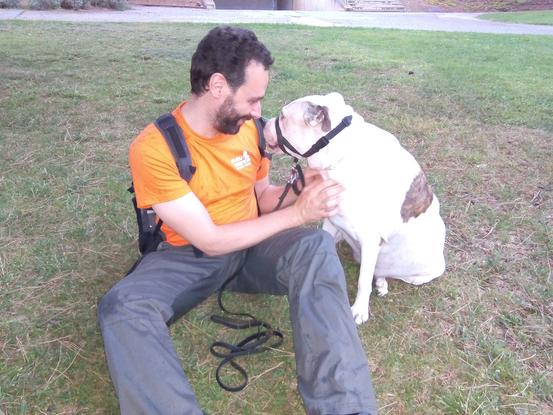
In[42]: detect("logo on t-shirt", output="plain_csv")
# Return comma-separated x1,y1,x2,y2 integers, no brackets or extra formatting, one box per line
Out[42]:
231,150,252,170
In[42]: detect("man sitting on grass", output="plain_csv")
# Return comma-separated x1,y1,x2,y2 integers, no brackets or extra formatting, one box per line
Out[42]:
97,25,378,415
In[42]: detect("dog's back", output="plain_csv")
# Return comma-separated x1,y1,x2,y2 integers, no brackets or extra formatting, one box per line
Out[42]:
318,115,433,237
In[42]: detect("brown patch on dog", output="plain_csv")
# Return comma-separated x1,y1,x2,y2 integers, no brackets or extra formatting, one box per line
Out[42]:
401,171,433,222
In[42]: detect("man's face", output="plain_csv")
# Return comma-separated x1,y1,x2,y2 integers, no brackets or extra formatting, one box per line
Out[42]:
214,61,269,135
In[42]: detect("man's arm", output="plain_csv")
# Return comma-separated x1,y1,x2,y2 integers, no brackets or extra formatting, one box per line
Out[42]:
153,176,342,256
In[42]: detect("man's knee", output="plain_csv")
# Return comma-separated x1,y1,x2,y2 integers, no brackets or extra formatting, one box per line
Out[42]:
287,228,338,259
97,286,124,326
281,228,343,288
97,281,162,326
284,228,350,314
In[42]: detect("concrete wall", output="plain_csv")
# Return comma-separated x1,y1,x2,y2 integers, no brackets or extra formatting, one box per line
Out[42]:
286,0,343,10
214,0,343,10
214,0,277,9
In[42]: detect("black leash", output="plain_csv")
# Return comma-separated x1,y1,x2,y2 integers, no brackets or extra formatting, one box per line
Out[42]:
210,123,340,391
273,160,305,212
209,271,284,392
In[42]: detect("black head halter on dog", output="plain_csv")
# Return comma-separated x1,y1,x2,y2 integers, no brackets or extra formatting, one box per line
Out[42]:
275,114,353,160
271,113,353,211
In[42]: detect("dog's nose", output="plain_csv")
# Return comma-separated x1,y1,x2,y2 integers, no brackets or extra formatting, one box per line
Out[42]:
262,117,273,134
261,118,278,148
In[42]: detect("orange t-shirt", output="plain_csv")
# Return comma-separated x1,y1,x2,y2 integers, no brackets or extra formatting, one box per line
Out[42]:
129,101,270,246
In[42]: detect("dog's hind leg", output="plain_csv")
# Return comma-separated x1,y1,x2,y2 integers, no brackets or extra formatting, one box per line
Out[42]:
375,277,388,296
375,198,446,287
350,234,381,324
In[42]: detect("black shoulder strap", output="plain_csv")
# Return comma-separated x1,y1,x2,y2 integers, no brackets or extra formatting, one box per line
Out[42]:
155,114,268,180
254,117,270,160
155,113,196,182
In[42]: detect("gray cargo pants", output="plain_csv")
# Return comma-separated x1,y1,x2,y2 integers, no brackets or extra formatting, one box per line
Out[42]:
98,228,378,415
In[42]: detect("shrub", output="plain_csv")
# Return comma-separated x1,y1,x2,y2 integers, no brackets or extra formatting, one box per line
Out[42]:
61,0,90,9
28,0,61,8
90,0,128,9
0,0,21,8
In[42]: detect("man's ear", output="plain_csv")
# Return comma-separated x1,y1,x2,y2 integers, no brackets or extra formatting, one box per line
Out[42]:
208,73,228,98
303,102,331,132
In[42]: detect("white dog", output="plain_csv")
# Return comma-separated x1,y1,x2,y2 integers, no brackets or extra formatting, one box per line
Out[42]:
263,92,446,324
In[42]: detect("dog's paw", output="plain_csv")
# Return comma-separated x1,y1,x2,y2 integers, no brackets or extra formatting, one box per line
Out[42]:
351,301,370,325
375,278,388,297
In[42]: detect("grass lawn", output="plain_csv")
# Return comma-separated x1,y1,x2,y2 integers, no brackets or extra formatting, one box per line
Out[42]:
481,10,553,25
1,21,552,414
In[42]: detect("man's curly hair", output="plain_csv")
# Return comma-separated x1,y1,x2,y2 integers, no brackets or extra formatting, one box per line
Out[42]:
190,26,274,95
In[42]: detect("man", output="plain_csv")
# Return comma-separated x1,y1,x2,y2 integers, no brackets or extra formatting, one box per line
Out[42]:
98,26,378,415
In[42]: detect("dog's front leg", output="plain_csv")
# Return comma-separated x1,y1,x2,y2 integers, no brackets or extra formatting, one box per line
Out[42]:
351,235,381,325
322,219,344,244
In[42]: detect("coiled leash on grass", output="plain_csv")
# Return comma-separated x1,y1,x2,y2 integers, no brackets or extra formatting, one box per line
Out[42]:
210,270,284,392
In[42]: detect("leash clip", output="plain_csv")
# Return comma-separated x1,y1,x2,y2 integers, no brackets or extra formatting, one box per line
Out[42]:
287,165,300,185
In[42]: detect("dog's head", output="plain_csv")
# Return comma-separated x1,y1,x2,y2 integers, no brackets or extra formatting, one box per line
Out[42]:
263,92,354,164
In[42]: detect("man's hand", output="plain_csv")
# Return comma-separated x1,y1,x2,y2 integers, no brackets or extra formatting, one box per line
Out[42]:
292,174,343,225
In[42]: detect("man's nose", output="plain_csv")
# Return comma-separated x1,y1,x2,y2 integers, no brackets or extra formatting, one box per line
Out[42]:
250,101,262,119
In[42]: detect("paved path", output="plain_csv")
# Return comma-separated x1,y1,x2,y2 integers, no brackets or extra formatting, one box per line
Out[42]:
1,6,553,36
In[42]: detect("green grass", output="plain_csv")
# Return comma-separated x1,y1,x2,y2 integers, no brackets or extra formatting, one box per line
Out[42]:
425,0,551,13
482,10,553,25
1,21,552,414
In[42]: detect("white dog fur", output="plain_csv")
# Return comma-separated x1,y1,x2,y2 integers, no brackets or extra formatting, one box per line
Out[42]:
263,92,446,324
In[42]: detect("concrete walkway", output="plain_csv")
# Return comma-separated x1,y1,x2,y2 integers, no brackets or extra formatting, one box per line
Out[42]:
1,6,553,36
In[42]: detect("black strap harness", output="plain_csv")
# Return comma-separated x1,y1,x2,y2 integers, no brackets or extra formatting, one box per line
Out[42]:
155,113,197,182
276,114,353,159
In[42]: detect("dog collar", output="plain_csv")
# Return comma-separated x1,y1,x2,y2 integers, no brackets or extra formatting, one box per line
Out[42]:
276,114,353,160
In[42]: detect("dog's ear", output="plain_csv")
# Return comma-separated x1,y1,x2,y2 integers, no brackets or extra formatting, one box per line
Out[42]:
303,103,331,132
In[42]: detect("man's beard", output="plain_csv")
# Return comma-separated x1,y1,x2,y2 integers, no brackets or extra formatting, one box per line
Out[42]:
214,96,250,135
